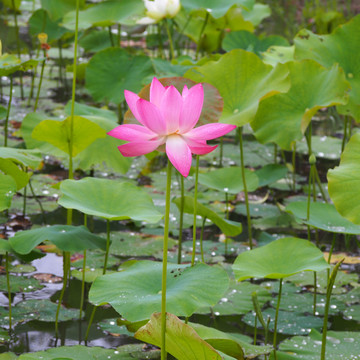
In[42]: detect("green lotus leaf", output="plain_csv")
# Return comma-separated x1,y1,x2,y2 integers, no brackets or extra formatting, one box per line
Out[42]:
10,225,107,254
0,173,17,211
40,0,85,21
135,312,223,360
0,158,30,190
0,147,42,169
64,101,118,122
32,116,106,157
255,164,288,187
85,48,154,104
294,14,360,121
198,166,259,194
58,178,162,223
328,133,360,224
223,30,289,56
252,60,350,150
79,30,112,52
29,9,69,43
181,0,254,19
233,237,329,281
0,275,43,294
62,0,144,30
89,260,229,322
190,322,273,359
185,49,290,126
0,55,43,76
173,196,242,236
262,45,295,66
286,201,360,234
275,329,360,360
17,344,159,360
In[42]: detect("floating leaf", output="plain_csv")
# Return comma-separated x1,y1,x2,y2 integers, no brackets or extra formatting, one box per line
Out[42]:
32,116,106,157
59,178,162,223
0,147,42,169
255,164,288,187
135,312,222,360
286,201,360,234
252,60,350,149
275,329,360,360
0,55,43,76
0,276,43,294
185,49,290,126
173,196,242,236
10,225,107,255
294,15,360,121
328,133,360,224
233,237,329,281
223,30,289,56
243,308,323,335
89,260,229,322
85,48,154,104
198,167,259,194
0,174,16,211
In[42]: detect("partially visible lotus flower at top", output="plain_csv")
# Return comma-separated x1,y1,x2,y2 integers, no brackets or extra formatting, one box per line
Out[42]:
108,78,236,177
137,0,181,25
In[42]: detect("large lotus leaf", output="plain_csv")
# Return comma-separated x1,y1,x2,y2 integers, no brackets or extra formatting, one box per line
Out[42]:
0,158,30,190
241,3,270,27
0,275,43,294
262,45,295,66
62,0,144,30
89,260,229,322
28,9,69,43
18,344,159,360
79,30,112,52
294,15,360,121
0,147,42,169
0,173,16,211
197,281,271,316
243,308,323,335
109,232,176,257
32,116,106,157
233,237,329,281
40,0,85,21
4,299,80,323
0,55,43,76
10,225,107,254
135,312,223,360
185,49,290,126
190,322,273,359
85,48,154,104
151,58,193,79
74,116,131,173
124,77,223,126
198,167,259,194
181,0,253,19
328,132,360,224
252,60,350,150
286,201,360,234
223,30,289,56
173,196,242,236
59,178,162,223
0,352,16,359
255,164,288,187
296,135,342,160
64,101,118,122
20,113,66,158
274,330,360,360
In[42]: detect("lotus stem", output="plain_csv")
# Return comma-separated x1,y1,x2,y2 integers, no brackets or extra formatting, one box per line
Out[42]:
157,23,164,58
191,155,200,266
164,19,174,60
239,127,253,249
108,26,115,47
177,175,184,264
161,160,172,360
4,75,13,147
327,233,336,281
79,216,87,323
341,116,349,152
200,216,206,263
117,24,121,47
219,137,223,167
5,251,12,332
195,11,209,60
273,278,283,360
33,49,46,112
11,0,24,99
28,177,46,224
321,260,344,360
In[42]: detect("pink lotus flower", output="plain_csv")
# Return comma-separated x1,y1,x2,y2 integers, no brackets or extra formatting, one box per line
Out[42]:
108,78,236,177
